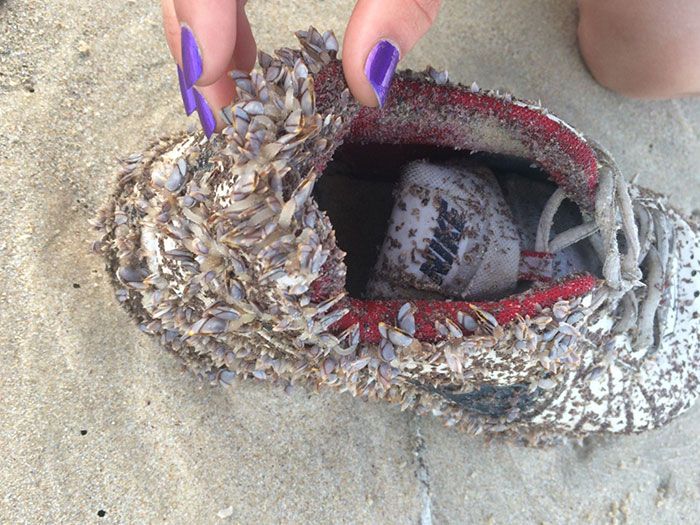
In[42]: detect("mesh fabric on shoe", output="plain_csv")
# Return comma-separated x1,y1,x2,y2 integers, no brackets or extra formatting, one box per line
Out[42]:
366,160,599,301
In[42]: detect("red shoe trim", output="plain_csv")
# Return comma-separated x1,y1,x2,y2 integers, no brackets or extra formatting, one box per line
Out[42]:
331,274,597,344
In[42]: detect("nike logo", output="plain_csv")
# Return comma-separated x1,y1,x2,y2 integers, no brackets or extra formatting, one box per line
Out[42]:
420,198,465,284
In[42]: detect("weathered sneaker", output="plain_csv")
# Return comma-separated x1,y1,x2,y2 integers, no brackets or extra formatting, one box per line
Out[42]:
93,28,700,444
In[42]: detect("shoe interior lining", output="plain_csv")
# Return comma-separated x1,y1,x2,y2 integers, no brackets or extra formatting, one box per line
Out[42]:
314,142,602,300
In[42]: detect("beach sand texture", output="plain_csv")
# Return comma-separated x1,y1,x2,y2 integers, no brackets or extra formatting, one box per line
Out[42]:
1,0,699,523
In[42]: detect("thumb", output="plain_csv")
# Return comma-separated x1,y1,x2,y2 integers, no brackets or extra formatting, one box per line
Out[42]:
342,0,441,107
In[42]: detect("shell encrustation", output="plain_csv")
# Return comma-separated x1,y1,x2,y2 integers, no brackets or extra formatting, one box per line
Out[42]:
93,28,700,444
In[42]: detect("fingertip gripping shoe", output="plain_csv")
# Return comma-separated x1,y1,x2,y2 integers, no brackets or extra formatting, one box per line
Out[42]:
93,28,700,444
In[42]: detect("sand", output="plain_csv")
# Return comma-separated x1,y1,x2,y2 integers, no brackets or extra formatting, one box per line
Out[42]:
1,0,698,523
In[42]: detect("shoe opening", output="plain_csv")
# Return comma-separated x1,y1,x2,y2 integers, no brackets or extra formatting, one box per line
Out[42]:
314,142,603,302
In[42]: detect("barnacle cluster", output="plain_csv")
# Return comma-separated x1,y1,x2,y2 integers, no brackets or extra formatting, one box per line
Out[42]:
93,28,700,444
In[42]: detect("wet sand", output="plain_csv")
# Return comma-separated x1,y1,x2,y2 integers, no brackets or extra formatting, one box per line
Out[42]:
1,0,698,523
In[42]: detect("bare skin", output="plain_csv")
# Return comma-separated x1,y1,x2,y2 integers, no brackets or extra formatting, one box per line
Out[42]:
577,0,700,99
161,0,441,132
161,1,699,134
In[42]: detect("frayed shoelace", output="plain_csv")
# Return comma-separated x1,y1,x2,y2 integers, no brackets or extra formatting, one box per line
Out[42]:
535,144,671,352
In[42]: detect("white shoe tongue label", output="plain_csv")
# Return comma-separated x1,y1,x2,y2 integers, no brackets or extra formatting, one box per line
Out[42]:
367,161,521,300
420,198,468,282
419,193,486,289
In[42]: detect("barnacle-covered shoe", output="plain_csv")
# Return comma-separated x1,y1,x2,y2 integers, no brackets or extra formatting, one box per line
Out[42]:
93,28,700,444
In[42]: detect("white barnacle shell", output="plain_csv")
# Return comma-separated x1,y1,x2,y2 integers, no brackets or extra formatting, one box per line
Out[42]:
515,340,528,352
322,30,339,53
434,320,449,337
164,159,187,192
219,370,236,385
457,311,478,332
295,171,318,204
397,303,416,335
300,78,316,116
284,109,303,134
380,338,397,362
293,58,308,80
542,328,558,342
552,300,570,321
514,318,527,341
252,369,267,380
335,323,360,356
538,377,558,390
557,322,580,337
444,318,463,338
377,362,394,386
317,308,349,332
117,266,148,287
151,167,168,188
221,106,234,126
322,357,337,376
235,81,256,102
232,165,259,201
426,66,449,85
443,346,463,375
243,100,265,116
387,326,413,348
188,316,228,336
471,305,498,328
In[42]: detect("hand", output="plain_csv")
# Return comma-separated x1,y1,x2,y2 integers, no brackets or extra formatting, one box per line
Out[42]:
161,0,256,137
161,0,441,137
578,0,700,99
342,0,442,107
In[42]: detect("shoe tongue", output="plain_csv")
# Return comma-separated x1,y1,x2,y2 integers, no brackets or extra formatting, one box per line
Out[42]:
366,160,521,301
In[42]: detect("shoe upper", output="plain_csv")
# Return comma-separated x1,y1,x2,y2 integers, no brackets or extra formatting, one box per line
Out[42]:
93,28,700,443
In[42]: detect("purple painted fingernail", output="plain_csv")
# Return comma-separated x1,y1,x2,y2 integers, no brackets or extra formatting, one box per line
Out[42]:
177,65,196,115
193,88,216,138
181,25,202,89
364,40,400,107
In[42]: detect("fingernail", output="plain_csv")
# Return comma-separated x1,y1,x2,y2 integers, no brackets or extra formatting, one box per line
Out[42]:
181,25,203,89
364,40,400,107
193,88,216,138
177,65,196,115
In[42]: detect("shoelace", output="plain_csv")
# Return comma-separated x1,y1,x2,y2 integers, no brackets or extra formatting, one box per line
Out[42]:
534,144,671,352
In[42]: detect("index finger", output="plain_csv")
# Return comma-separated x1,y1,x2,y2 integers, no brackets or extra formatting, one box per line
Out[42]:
173,0,239,88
